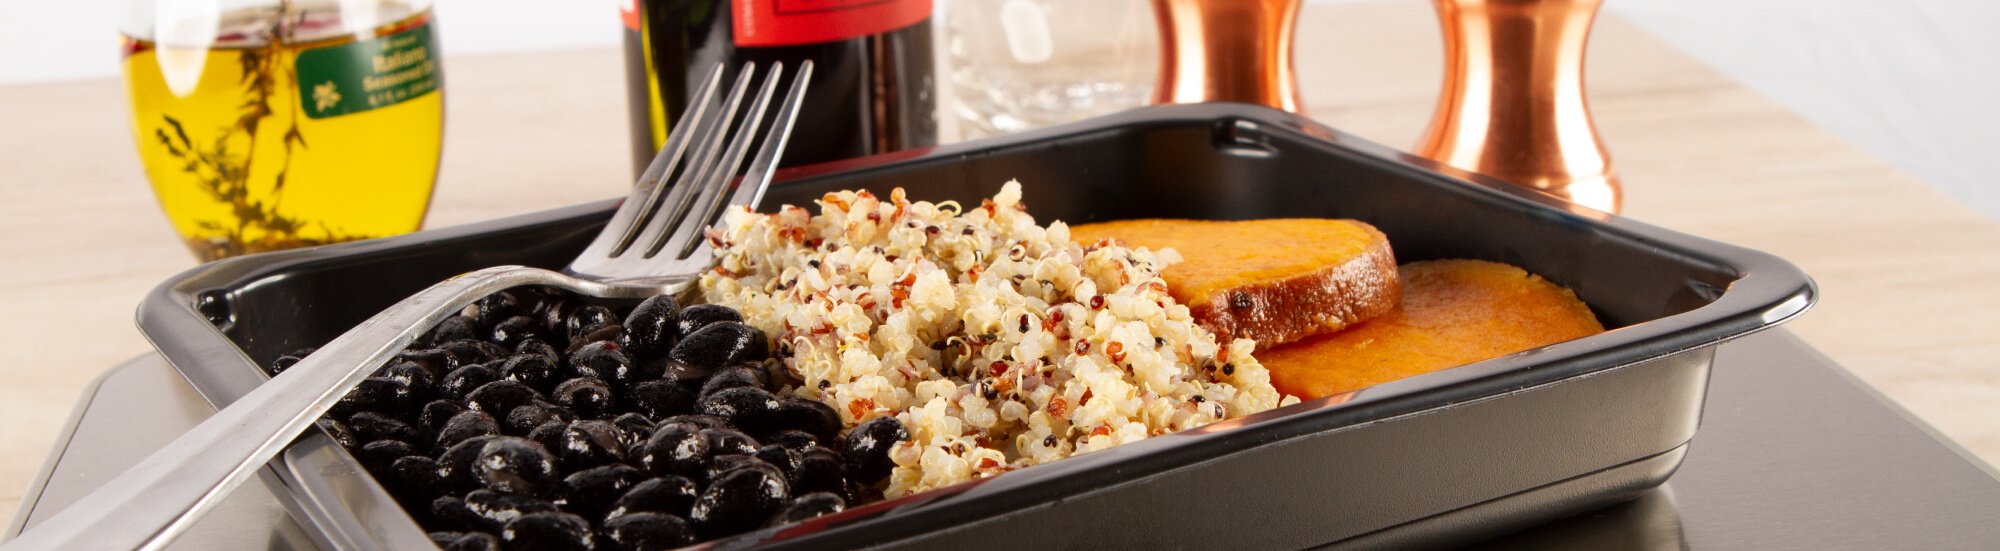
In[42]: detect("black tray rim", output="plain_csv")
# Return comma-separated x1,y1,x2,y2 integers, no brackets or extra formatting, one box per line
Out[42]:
134,103,1817,548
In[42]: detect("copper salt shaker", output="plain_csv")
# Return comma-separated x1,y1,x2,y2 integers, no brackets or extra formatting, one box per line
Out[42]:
1414,0,1621,213
1150,0,1305,112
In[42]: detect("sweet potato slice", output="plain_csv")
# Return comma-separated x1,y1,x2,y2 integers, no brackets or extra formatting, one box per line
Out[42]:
1068,218,1399,346
1258,259,1605,400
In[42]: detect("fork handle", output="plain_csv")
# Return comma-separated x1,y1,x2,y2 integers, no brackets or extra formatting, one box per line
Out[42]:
2,266,567,551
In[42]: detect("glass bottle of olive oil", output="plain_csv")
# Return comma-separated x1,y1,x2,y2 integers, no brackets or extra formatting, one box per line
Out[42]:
123,0,443,261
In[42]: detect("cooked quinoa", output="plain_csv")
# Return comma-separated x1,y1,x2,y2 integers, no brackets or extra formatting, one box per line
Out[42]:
699,181,1297,498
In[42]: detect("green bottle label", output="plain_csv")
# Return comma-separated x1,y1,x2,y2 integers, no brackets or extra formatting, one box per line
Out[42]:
296,22,439,119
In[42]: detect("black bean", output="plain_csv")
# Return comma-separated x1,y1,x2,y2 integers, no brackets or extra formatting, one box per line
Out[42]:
769,492,845,527
431,496,482,532
565,324,624,358
761,430,819,452
695,387,783,434
670,304,741,343
567,341,630,381
637,424,708,477
627,381,694,420
774,396,842,442
604,476,700,522
620,295,680,360
669,322,768,372
428,315,479,346
333,377,417,417
538,402,580,424
437,435,500,492
443,531,500,551
466,380,540,416
398,348,456,376
476,437,559,495
608,413,655,454
657,358,713,389
513,339,561,365
697,365,768,400
566,305,618,342
500,511,593,551
699,454,762,485
385,455,446,506
535,295,582,336
659,414,727,431
526,421,568,455
689,465,788,537
553,377,615,419
317,418,359,450
440,364,501,401
605,354,667,391
701,427,760,457
504,404,553,435
348,411,420,445
499,354,561,393
359,439,418,471
437,410,500,450
383,361,436,395
842,417,908,482
558,420,626,468
552,464,643,518
789,447,847,496
470,291,523,329
440,339,501,366
491,315,545,349
459,489,555,533
603,512,696,550
752,444,800,475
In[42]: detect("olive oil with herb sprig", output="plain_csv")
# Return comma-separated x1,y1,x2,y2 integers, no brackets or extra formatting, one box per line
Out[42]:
123,1,442,261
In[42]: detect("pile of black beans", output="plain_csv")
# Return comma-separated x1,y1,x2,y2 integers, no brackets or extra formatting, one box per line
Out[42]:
271,287,908,551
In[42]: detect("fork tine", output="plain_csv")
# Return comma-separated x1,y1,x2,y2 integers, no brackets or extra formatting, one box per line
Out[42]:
722,60,813,222
665,62,788,259
578,63,724,260
635,64,761,258
621,73,734,257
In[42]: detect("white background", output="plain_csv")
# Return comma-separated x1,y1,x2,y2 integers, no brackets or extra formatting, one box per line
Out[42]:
3,0,1997,220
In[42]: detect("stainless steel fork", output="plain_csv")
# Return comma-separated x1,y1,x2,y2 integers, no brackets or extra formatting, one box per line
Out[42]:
2,60,812,551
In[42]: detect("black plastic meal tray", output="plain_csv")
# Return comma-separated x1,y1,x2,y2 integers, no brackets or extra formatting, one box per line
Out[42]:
137,103,1814,550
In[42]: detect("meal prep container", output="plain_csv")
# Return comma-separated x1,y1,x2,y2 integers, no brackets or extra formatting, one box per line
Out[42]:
137,103,1814,549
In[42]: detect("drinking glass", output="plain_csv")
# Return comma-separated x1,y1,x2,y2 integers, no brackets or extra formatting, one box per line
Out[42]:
941,0,1158,141
120,0,444,261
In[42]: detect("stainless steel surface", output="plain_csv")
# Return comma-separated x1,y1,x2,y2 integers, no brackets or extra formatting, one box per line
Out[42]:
16,329,1999,548
0,61,812,551
6,355,314,550
1489,330,2000,549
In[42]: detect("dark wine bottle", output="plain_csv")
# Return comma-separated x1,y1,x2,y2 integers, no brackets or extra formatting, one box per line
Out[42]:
621,0,937,175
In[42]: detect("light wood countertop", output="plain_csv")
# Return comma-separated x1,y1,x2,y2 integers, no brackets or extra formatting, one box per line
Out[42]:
2,1,1996,525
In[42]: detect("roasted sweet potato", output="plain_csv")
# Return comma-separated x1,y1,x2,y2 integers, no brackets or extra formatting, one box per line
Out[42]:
1068,218,1399,347
1258,259,1605,400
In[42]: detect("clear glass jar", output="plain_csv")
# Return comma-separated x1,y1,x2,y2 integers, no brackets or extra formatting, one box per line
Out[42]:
940,0,1159,141
120,0,443,260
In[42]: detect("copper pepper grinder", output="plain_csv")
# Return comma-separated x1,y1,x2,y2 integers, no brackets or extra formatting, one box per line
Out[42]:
1150,0,1305,112
1414,0,1621,213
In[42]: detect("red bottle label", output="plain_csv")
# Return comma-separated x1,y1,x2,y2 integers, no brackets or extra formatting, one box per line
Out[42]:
732,0,932,47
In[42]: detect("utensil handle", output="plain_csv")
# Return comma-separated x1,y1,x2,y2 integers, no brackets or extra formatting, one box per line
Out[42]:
1151,0,1305,112
1,265,558,551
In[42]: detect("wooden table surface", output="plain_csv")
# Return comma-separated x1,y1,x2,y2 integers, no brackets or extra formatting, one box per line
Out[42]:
3,1,1996,526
